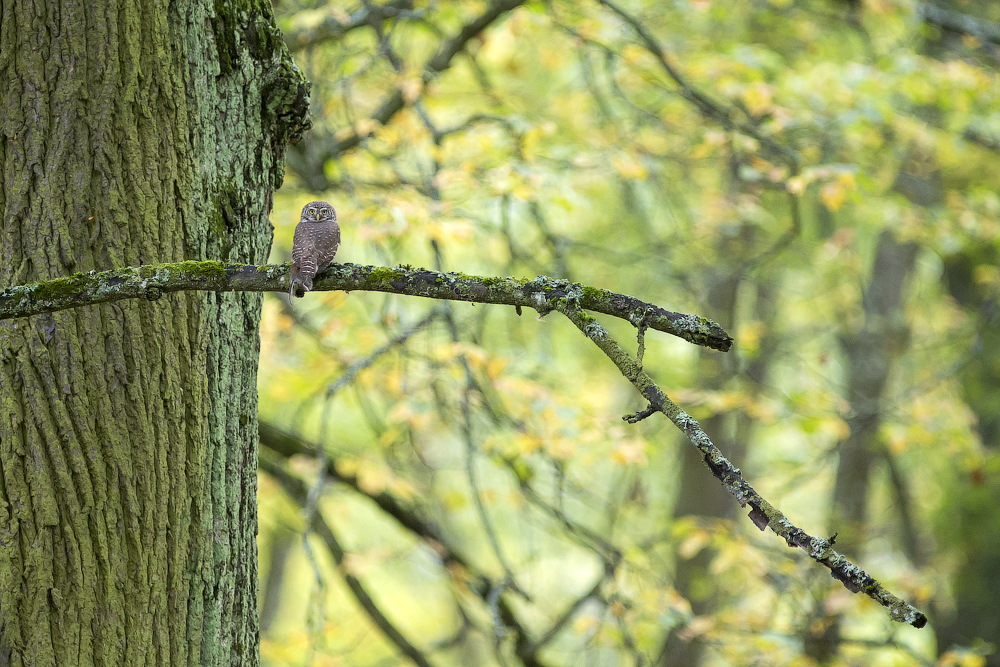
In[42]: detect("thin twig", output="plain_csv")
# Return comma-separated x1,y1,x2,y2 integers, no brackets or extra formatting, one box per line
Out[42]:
598,0,798,168
329,0,527,156
292,307,443,425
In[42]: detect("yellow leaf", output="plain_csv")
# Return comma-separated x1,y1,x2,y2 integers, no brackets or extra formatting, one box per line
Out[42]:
820,182,846,211
486,357,507,380
612,154,648,181
940,650,987,667
737,320,766,356
354,118,380,137
622,44,646,66
785,176,809,195
741,82,775,116
336,458,360,477
962,34,982,50
379,425,403,446
441,490,467,510
515,433,543,455
974,264,999,286
821,416,851,440
611,438,647,466
678,529,711,559
342,553,372,577
677,616,714,640
334,125,357,141
545,436,576,460
358,466,388,495
400,78,423,103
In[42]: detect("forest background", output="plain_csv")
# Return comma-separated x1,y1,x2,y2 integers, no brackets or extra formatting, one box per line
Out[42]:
255,0,1000,665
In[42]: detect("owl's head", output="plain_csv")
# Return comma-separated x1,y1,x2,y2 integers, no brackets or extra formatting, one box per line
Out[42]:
301,201,337,223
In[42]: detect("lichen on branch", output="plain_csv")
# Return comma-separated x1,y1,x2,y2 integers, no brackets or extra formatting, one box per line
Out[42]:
0,261,733,351
555,301,928,629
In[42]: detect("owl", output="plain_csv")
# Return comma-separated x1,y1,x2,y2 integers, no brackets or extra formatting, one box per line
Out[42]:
289,200,340,299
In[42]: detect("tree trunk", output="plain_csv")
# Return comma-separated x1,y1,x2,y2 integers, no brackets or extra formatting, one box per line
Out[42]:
831,232,917,548
936,244,1000,665
0,1,308,665
805,230,916,663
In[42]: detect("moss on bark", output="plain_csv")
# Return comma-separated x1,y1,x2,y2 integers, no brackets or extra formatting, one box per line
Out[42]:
0,1,308,665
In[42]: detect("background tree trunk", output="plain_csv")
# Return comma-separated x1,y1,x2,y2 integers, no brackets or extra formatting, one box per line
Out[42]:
0,1,308,665
805,230,917,662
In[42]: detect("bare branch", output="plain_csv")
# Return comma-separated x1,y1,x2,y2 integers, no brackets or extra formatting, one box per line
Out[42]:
920,3,1000,46
259,422,556,667
964,125,1000,153
554,302,928,629
259,456,437,667
0,261,733,351
282,0,418,51
598,0,797,167
330,0,527,156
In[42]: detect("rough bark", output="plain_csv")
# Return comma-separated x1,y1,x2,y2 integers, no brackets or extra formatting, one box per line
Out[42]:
0,1,308,665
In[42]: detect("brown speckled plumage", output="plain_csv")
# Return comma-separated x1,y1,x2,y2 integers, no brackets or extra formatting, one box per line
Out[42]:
289,200,340,298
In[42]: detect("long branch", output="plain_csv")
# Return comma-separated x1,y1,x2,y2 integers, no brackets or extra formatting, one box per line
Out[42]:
554,301,928,629
0,261,733,351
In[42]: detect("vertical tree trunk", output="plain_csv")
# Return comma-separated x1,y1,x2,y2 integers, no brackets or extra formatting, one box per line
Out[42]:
831,232,917,547
0,2,308,665
805,230,916,663
659,271,779,667
937,244,1000,664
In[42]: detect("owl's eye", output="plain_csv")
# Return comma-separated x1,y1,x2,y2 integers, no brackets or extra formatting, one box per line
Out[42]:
308,208,316,215
320,209,328,215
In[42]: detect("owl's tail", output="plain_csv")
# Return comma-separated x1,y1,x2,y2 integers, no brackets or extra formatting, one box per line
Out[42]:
289,262,302,301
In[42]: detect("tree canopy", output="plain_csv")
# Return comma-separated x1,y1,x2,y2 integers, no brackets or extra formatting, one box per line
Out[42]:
250,0,1000,665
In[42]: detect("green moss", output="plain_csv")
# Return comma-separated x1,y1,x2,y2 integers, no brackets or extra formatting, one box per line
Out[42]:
178,261,228,277
30,275,91,300
139,260,227,279
365,266,403,289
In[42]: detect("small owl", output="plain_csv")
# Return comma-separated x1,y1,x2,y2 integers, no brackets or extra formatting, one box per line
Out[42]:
289,200,340,299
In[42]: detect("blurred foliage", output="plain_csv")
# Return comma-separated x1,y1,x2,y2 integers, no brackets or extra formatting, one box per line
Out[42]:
257,0,1000,665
